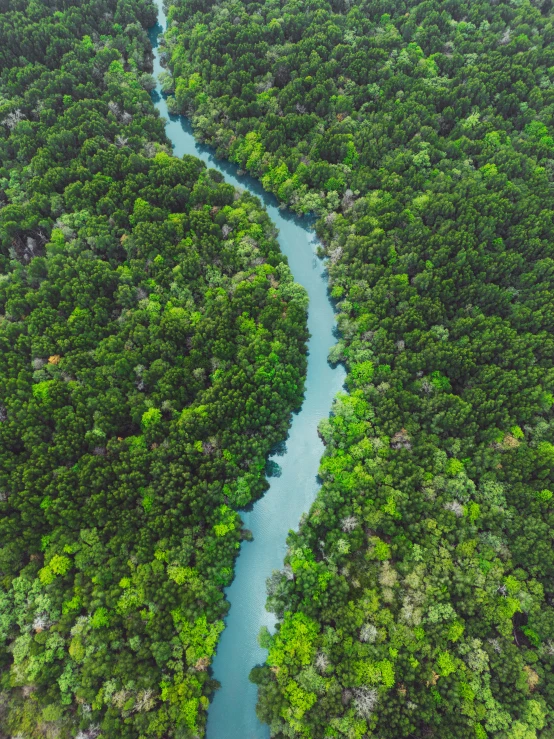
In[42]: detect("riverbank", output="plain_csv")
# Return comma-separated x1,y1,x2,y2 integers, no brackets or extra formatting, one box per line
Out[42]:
149,3,345,736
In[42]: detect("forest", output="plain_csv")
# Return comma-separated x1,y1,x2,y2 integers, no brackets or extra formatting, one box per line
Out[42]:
0,0,308,736
161,0,554,736
4,0,554,735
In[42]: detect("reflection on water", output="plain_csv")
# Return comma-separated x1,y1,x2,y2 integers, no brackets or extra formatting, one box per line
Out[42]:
149,6,346,738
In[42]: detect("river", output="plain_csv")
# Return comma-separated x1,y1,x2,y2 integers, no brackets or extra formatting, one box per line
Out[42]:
149,4,346,737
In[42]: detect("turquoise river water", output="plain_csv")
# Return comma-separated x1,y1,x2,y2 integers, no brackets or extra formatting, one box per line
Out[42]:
150,4,346,736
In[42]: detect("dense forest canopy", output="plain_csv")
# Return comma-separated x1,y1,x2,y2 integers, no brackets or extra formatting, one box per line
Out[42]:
0,1,307,737
161,0,554,737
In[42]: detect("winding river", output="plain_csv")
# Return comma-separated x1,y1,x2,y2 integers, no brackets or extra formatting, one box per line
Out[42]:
150,4,346,736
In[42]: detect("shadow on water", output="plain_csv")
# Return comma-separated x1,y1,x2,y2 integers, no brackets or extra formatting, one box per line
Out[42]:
175,114,317,228
149,21,316,225
149,5,346,738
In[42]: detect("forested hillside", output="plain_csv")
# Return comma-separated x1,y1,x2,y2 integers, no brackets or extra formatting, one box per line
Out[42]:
0,1,308,737
164,0,554,736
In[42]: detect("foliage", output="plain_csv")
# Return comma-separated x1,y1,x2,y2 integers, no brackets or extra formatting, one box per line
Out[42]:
0,1,308,736
165,0,554,735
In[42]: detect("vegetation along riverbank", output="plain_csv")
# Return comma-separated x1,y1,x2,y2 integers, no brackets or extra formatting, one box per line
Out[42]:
161,0,554,736
0,1,308,736
3,0,554,736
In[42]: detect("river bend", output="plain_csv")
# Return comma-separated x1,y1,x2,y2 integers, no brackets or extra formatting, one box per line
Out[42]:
149,5,346,736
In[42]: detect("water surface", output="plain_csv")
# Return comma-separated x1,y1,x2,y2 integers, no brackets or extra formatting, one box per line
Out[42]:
150,6,346,737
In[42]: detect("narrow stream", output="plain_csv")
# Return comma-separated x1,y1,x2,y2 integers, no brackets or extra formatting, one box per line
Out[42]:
150,5,346,737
